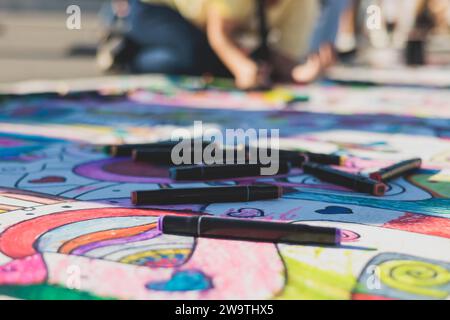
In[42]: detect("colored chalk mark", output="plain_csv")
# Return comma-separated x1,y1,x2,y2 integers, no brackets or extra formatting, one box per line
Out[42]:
0,284,111,300
0,254,47,286
59,223,157,255
379,260,450,299
74,158,171,183
0,208,188,259
285,192,450,217
409,174,450,198
384,213,450,239
340,230,361,242
0,104,73,121
120,248,190,267
29,176,67,184
146,270,212,292
429,170,450,183
0,133,65,157
276,256,356,300
316,206,353,215
352,293,395,300
355,253,450,300
0,137,29,147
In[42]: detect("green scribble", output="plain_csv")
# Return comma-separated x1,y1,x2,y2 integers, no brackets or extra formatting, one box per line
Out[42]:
277,256,356,300
409,174,450,198
0,284,114,300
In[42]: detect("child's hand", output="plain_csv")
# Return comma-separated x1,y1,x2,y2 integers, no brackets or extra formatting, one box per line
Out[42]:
235,61,271,90
234,61,260,89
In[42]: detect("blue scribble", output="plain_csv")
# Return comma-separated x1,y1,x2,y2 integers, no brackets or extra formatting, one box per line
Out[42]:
316,206,354,215
146,270,212,292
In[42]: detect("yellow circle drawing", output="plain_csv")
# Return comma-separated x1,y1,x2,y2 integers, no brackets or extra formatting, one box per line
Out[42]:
379,260,450,299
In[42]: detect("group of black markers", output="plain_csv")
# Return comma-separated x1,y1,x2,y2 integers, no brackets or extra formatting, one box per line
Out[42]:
102,140,422,247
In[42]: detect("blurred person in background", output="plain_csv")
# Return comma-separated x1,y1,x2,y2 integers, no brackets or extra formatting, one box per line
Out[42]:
293,0,350,82
97,0,349,89
335,0,450,64
426,0,450,32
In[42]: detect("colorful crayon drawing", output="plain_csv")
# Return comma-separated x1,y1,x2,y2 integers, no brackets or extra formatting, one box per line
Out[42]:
0,75,449,300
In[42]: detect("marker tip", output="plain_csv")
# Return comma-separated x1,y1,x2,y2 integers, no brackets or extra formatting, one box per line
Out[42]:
335,229,343,245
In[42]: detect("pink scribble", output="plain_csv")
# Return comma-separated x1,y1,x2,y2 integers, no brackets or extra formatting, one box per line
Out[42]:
0,254,47,285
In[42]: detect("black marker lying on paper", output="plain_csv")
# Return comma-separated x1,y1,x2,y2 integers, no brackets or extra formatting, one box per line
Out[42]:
303,162,387,196
108,140,211,157
158,215,342,246
107,141,180,157
131,185,284,205
304,152,347,166
246,148,342,167
170,163,291,181
133,147,247,165
369,158,422,182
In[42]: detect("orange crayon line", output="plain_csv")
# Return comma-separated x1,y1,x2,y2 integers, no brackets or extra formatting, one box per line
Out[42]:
59,223,156,254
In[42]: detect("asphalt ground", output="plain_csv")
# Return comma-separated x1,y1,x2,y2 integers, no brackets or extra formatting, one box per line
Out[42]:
0,9,103,83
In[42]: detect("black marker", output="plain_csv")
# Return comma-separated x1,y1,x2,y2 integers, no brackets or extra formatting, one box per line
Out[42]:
170,162,291,181
131,185,283,205
133,147,247,165
303,162,387,196
248,148,344,166
304,152,346,166
132,148,176,164
159,215,342,246
132,148,206,165
246,148,308,168
369,158,422,182
108,140,211,157
108,141,179,157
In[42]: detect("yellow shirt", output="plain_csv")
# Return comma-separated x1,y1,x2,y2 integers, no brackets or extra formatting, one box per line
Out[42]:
141,0,319,60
